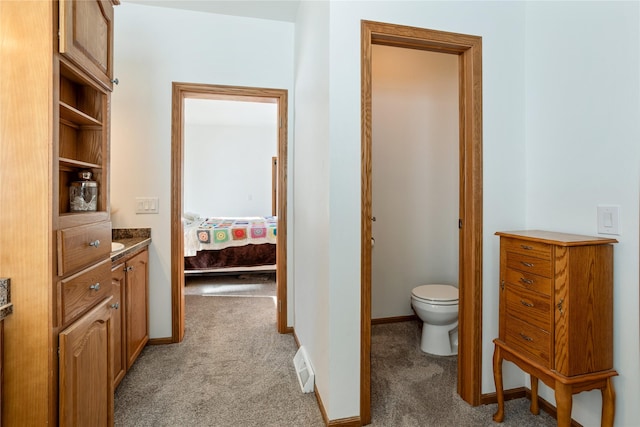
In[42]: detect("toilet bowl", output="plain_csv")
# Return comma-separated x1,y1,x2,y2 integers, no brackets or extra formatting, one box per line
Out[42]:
411,284,459,356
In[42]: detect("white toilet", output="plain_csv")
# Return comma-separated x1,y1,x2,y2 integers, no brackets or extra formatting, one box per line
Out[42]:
411,284,459,356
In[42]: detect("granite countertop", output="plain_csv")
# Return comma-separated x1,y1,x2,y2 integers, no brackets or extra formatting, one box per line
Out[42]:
111,228,151,263
0,278,13,321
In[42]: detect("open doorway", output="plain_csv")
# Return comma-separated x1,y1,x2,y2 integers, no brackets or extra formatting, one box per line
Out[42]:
361,21,483,423
171,83,289,342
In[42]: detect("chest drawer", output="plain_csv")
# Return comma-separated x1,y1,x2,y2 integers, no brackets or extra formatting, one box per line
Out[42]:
505,285,551,332
506,251,552,278
58,221,111,276
60,258,112,326
502,237,551,260
504,314,551,368
504,268,552,297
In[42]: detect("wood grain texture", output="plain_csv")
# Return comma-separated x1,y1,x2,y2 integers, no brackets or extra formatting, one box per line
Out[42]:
110,263,126,389
0,1,57,424
58,297,114,427
361,21,483,419
58,221,112,276
59,0,114,90
60,258,112,327
494,232,617,426
125,249,149,369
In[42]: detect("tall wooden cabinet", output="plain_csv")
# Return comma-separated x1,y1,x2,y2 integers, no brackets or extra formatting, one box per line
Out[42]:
493,230,617,427
0,1,118,424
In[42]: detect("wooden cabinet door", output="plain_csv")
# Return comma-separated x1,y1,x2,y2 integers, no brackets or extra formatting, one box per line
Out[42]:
125,250,149,369
111,263,126,388
59,0,114,90
59,297,114,427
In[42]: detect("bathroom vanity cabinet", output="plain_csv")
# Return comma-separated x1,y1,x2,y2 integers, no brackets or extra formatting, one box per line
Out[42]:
0,1,119,424
111,248,149,389
493,230,617,427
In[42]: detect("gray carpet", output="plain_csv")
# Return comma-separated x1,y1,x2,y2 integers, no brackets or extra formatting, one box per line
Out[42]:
370,321,556,426
114,279,322,426
115,274,557,426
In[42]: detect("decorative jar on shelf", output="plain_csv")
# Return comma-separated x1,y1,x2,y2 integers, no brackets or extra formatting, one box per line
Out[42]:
69,171,97,212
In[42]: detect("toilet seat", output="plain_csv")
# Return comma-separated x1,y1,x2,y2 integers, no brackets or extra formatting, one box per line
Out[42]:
412,284,458,306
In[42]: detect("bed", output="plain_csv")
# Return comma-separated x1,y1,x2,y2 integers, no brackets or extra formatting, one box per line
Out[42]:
183,215,277,273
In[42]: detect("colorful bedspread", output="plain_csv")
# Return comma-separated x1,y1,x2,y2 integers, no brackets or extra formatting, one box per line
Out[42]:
184,216,277,257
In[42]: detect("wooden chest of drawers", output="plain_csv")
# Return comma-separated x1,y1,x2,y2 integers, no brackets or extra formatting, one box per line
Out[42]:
493,230,617,427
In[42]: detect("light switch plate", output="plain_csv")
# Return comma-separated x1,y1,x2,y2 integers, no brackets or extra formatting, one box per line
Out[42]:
135,197,159,214
597,205,620,235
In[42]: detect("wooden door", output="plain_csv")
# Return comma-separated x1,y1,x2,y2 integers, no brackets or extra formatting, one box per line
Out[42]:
111,263,126,388
59,0,114,90
125,250,149,369
59,297,114,427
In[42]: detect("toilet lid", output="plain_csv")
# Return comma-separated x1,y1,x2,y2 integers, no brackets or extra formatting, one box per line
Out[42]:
412,284,458,303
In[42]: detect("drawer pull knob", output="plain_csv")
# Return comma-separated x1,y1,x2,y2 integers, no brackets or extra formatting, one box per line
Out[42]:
520,277,533,285
111,302,120,309
520,299,534,308
89,240,101,248
89,283,100,291
124,266,134,272
521,261,534,268
520,245,533,250
519,333,533,342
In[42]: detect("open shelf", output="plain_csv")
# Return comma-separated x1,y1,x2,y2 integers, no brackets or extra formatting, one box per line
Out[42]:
60,101,102,127
58,60,108,220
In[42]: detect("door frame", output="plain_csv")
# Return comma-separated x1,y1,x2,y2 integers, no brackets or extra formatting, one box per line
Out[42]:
170,82,289,342
361,21,483,423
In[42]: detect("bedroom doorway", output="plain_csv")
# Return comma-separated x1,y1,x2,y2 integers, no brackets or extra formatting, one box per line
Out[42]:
361,21,483,423
171,83,289,342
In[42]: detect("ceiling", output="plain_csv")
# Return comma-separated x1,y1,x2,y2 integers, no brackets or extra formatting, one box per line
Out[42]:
122,0,301,22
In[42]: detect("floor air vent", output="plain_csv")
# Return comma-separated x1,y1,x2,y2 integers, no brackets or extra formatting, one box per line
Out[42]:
293,346,314,393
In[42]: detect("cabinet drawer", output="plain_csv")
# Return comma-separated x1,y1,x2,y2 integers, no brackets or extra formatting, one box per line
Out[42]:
60,258,112,326
505,286,551,332
504,268,552,297
506,252,552,278
502,237,551,260
58,221,111,276
504,315,551,368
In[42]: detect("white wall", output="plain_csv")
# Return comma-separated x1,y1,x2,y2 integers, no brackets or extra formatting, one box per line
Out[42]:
524,2,640,426
371,45,459,319
292,0,331,417
184,121,277,217
112,2,640,425
111,3,294,338
321,0,528,419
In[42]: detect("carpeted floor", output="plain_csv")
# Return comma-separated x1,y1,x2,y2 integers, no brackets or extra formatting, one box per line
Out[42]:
115,273,557,426
370,321,556,426
114,274,322,426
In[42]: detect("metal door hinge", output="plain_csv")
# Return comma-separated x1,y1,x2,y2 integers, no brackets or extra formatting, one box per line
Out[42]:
458,219,463,229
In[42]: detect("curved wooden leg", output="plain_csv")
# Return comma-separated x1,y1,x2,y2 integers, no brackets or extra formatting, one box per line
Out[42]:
530,375,539,415
492,345,505,423
555,382,573,427
601,377,616,427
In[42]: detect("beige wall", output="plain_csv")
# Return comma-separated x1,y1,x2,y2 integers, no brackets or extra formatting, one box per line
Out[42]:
371,45,459,319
